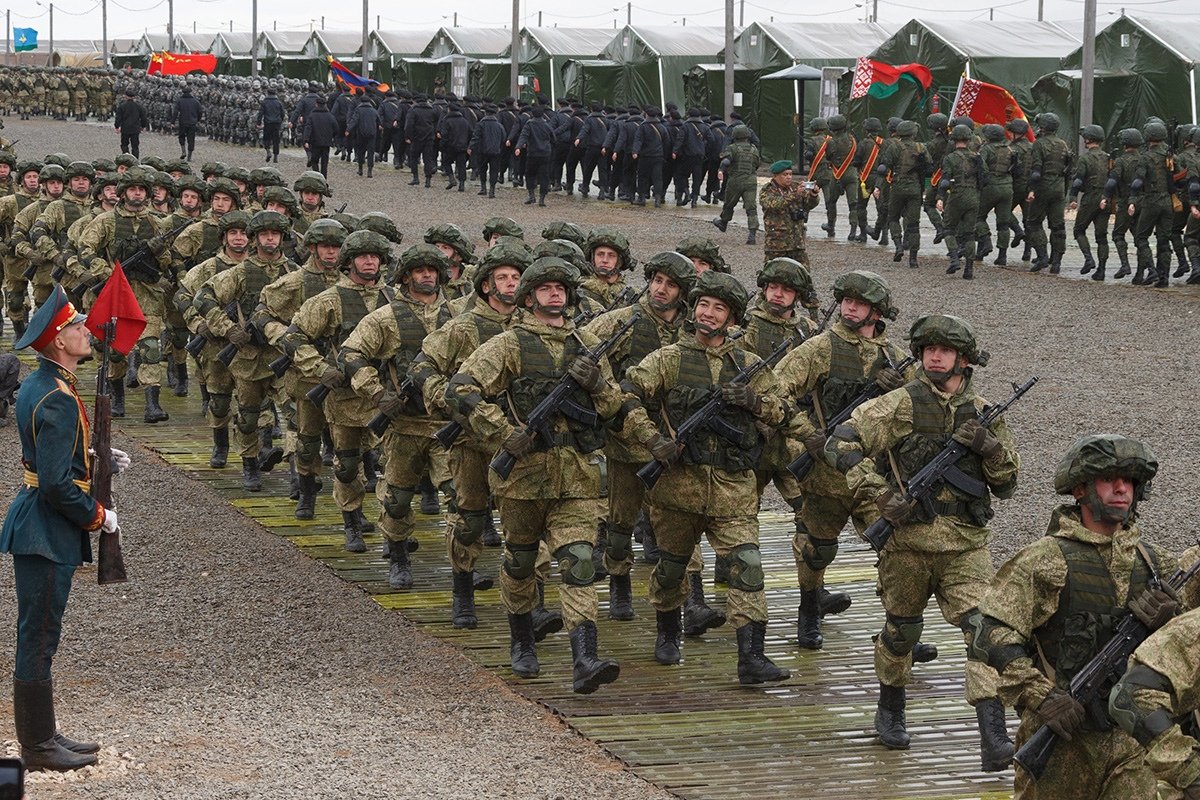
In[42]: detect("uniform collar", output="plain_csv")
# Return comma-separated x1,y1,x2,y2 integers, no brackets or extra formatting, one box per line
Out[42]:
1047,504,1136,546
38,355,77,386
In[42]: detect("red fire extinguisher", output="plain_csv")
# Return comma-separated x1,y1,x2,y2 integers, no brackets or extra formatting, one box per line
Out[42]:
930,94,940,114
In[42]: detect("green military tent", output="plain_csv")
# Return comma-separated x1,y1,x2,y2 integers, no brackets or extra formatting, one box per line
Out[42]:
210,32,256,77
257,31,314,79
402,27,513,96
849,20,1079,132
304,31,364,80
1032,15,1200,145
367,30,437,87
501,27,616,104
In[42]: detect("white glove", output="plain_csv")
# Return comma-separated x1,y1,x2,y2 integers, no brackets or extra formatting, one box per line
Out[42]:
110,447,131,475
101,508,119,534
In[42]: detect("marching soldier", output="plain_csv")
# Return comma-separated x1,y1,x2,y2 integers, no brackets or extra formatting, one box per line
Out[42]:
1102,128,1145,280
28,162,94,308
1026,113,1072,274
936,125,985,280
11,164,69,310
820,115,859,241
1129,121,1177,288
711,125,762,245
856,118,887,245
1068,124,1112,281
875,120,930,268
0,160,43,337
760,160,821,266
922,114,950,245
580,227,637,308
424,223,476,304
171,177,241,276
974,124,1018,266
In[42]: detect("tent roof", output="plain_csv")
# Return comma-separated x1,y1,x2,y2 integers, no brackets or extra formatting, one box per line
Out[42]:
174,33,214,53
214,32,255,56
626,26,733,58
752,22,892,60
140,33,171,52
371,30,437,56
433,27,513,56
309,31,363,56
1125,15,1200,63
689,62,752,72
916,19,1079,59
519,27,615,58
762,63,825,81
260,30,310,55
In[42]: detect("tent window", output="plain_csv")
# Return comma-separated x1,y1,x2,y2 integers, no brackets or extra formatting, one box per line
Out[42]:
623,34,630,47
1120,33,1130,47
750,34,758,47
909,34,918,46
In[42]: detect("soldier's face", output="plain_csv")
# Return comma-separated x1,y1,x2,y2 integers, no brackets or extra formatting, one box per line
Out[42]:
693,296,731,333
649,272,681,309
315,243,340,268
840,297,878,326
21,171,39,192
527,281,567,315
690,257,713,274
169,170,185,179
404,264,438,294
180,189,201,211
300,190,321,209
1075,477,1133,515
592,246,621,277
764,282,797,313
0,164,10,180
256,230,282,254
434,242,458,262
211,193,234,214
69,176,91,197
233,180,247,194
773,169,793,186
56,321,92,359
485,265,522,304
921,344,965,375
101,185,119,204
153,186,169,202
123,185,147,207
265,202,288,216
486,233,503,247
42,179,63,199
224,229,249,253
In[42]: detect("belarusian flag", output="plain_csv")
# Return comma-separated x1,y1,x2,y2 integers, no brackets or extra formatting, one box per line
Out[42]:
849,57,933,100
950,76,1035,142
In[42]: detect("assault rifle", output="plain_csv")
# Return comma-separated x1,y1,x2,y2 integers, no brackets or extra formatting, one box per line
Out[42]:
786,353,918,482
636,332,799,490
93,321,127,585
215,302,268,366
109,219,192,285
490,312,642,480
366,377,423,437
1013,554,1200,780
861,376,1038,553
573,284,645,327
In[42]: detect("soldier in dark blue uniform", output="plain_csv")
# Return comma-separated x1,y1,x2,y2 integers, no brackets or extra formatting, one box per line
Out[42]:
2,285,126,771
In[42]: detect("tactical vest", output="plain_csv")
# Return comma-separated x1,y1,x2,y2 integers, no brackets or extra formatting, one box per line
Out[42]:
665,346,761,472
897,141,925,178
384,297,450,376
614,313,669,381
808,334,893,424
987,143,1013,180
238,261,274,317
891,381,992,526
507,328,606,454
110,212,158,267
1145,144,1172,195
1034,537,1161,727
468,311,505,349
60,199,87,243
1039,136,1070,177
197,221,222,264
747,314,794,364
301,269,328,303
1081,150,1110,194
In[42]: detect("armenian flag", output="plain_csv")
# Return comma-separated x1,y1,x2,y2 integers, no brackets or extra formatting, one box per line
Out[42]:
327,57,388,93
849,57,933,100
950,77,1035,142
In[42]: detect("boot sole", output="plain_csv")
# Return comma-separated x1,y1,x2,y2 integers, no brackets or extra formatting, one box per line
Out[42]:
738,668,791,686
573,662,620,694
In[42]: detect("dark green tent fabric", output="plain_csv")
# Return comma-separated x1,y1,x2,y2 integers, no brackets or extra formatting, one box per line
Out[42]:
1032,69,1154,149
561,59,625,108
369,30,437,87
504,28,615,104
469,59,512,101
584,26,731,111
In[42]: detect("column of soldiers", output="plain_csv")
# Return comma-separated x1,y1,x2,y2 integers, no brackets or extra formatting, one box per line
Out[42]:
0,66,114,121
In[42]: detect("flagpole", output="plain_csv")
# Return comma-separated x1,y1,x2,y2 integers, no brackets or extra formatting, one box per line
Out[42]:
949,74,965,118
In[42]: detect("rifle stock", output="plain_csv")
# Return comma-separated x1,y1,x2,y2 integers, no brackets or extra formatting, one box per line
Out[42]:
93,322,127,585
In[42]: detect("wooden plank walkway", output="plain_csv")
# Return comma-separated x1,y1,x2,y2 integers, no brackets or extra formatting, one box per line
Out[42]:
28,343,1015,800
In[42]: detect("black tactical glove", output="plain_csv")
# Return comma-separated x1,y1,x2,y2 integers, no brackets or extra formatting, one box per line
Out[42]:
1129,586,1180,631
319,366,346,389
1036,688,1085,741
372,389,405,419
803,432,827,460
1183,781,1200,800
875,366,906,392
720,382,760,413
502,427,536,459
566,356,604,394
52,251,68,270
147,235,168,256
876,490,917,526
648,433,681,466
952,419,1003,459
225,326,251,346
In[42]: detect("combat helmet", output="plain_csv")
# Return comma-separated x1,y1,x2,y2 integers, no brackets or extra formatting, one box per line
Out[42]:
1119,128,1144,149
533,238,588,273
424,223,475,263
926,113,949,134
207,177,242,208
732,124,752,140
862,117,883,135
1005,119,1029,137
809,118,827,134
473,240,532,298
43,153,71,169
833,270,898,321
1054,434,1158,521
395,242,450,286
981,124,1006,143
225,166,251,188
164,158,191,175
907,313,987,365
483,216,524,241
950,124,973,142
1080,124,1105,143
219,210,252,236
302,218,348,249
541,220,587,249
642,250,697,309
0,151,17,169
262,186,299,216
15,159,43,180
675,235,727,273
116,165,154,193
584,226,635,274
293,170,331,197
247,210,291,236
199,161,227,179
139,155,166,172
175,175,209,201
895,120,918,138
38,164,66,185
758,258,816,307
65,160,94,181
250,167,286,189
1037,113,1061,133
114,153,140,170
91,157,116,173
688,270,749,329
828,115,848,132
514,256,580,311
357,212,403,245
1142,121,1167,142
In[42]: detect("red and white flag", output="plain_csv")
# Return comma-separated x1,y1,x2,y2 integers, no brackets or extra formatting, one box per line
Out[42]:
950,76,1035,141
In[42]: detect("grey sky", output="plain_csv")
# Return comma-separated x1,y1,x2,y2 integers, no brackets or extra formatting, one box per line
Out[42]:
10,0,1193,45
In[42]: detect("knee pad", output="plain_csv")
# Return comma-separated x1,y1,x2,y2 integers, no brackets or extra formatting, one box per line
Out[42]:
1108,665,1175,746
235,405,262,435
137,336,162,365
554,541,596,586
880,613,924,657
455,508,489,546
377,485,413,521
296,434,322,466
209,393,232,420
652,550,690,590
605,523,633,563
959,607,991,663
503,540,540,580
333,449,363,485
727,543,764,592
802,535,840,573
1050,223,1066,235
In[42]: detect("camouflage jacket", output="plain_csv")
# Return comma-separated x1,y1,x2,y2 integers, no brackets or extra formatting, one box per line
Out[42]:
414,294,515,423
760,180,819,253
31,194,93,263
255,258,340,346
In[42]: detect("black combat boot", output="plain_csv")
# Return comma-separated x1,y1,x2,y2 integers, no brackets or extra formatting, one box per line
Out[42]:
199,385,210,416
362,448,379,494
531,582,563,642
962,257,974,280
821,221,835,239
608,573,634,621
1079,238,1095,274
445,175,456,190
913,642,939,663
1114,251,1132,278
1092,261,1106,281
879,227,890,247
745,229,756,245
1132,265,1148,285
569,620,620,694
847,221,858,241
241,457,262,492
592,521,608,579
388,539,413,588
418,476,440,514
111,380,125,417
451,570,477,629
1173,252,1190,278
683,573,725,636
488,183,497,199
994,247,1007,266
424,174,432,188
295,473,317,520
976,698,1015,772
818,587,852,617
654,607,683,665
875,683,911,749
908,249,918,268
287,456,299,500
1049,245,1063,274
1029,245,1049,272
710,217,727,232
257,429,283,472
538,191,547,207
353,507,375,533
457,179,465,192
1188,260,1200,285
1021,241,1032,262
143,386,169,423
478,183,488,196
976,233,993,259
174,361,188,397
1009,219,1024,249
796,589,823,650
209,426,229,468
945,253,961,274
13,678,98,772
121,354,136,387
408,170,420,186
892,242,904,263
482,508,501,546
508,612,540,677
166,361,178,390
932,223,946,244
736,621,791,685
524,190,536,205
341,510,366,553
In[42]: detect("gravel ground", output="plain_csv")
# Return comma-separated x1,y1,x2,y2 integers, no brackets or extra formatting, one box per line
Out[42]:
2,119,1200,796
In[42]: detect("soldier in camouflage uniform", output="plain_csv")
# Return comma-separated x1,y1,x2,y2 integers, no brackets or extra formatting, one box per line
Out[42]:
75,167,174,422
177,211,251,468
825,314,1018,767
974,124,1018,266
856,117,888,245
875,120,930,268
482,216,524,246
158,174,208,397
620,271,791,684
1026,113,1072,274
774,271,909,651
447,256,623,694
1129,121,1178,288
936,125,986,280
1068,124,1112,281
711,125,762,245
922,113,950,245
804,117,832,215
60,174,119,308
172,177,240,279
1102,128,1144,280
10,164,67,312
0,152,14,199
415,240,532,628
48,69,70,121
424,223,476,306
1181,128,1200,285
760,160,820,266
28,162,93,310
675,235,728,274
0,160,43,337
976,434,1179,795
584,251,694,621
819,115,860,241
292,171,330,237
194,211,297,490
339,243,454,584
580,226,638,309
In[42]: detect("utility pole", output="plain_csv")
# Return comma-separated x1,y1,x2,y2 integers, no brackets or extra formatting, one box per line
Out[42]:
510,0,519,98
723,0,734,126
167,0,173,48
739,0,743,26
627,2,631,25
49,4,54,68
538,11,542,26
872,0,878,22
5,10,9,66
250,0,258,77
361,0,369,76
1037,0,1044,21
989,7,993,19
102,0,108,66
453,12,457,26
1080,0,1097,146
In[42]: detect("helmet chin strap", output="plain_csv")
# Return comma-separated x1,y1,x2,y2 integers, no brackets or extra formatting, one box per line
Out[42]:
408,279,437,295
924,367,954,386
766,300,792,316
1085,484,1132,525
532,301,567,317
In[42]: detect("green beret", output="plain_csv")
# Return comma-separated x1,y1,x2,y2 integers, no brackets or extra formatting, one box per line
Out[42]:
769,160,794,175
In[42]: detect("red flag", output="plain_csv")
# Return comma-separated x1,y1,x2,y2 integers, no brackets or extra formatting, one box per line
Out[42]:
85,261,146,355
147,51,217,76
950,77,1035,142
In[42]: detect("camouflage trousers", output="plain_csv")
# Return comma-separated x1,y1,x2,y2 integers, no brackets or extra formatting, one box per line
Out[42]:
446,442,489,573
232,375,273,458
874,545,999,703
649,505,767,628
497,496,600,630
1012,714,1154,799
292,384,326,478
793,491,871,592
199,349,234,429
377,429,450,543
2,256,33,323
604,459,646,577
763,247,809,267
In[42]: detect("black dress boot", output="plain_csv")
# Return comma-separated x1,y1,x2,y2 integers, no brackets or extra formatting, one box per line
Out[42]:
451,570,477,629
13,678,98,772
342,510,367,554
736,621,791,685
796,589,823,650
143,386,169,423
976,697,1015,772
209,426,229,468
608,573,634,621
242,456,262,491
683,572,725,636
295,473,317,520
508,612,540,677
387,538,412,588
876,683,911,749
654,608,683,665
111,380,125,417
174,361,188,397
531,582,564,642
569,620,620,694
